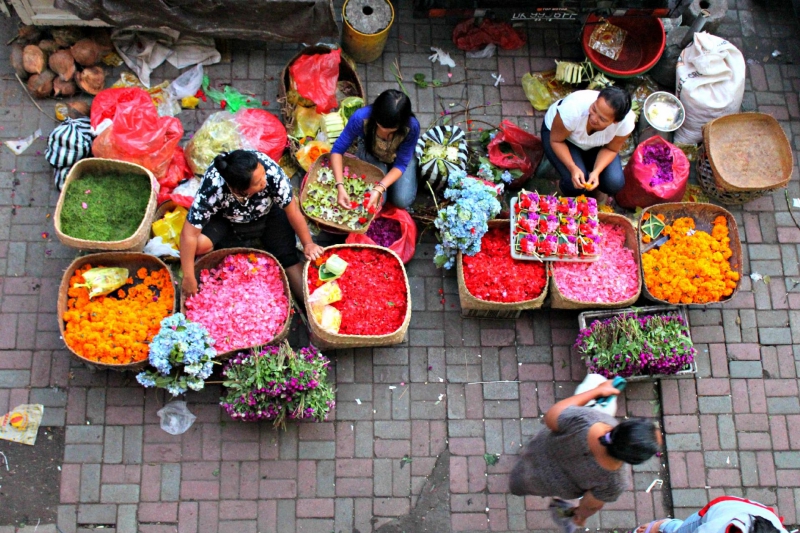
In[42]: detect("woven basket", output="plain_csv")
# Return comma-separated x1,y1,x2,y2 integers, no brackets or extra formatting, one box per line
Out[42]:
703,112,793,192
638,203,743,306
302,244,411,349
58,252,175,372
696,147,766,205
456,220,549,319
180,248,292,361
300,153,383,234
54,158,158,252
149,200,182,262
550,213,642,310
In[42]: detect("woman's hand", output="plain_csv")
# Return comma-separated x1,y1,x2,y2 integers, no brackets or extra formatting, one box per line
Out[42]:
592,379,621,398
585,171,600,191
303,242,324,261
182,273,198,296
366,189,382,211
337,186,352,210
570,166,586,190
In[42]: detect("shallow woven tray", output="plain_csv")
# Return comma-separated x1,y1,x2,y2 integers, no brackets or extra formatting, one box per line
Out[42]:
58,252,175,372
550,213,642,310
302,244,411,349
300,153,383,234
54,158,158,252
696,147,767,205
180,247,292,360
638,203,742,306
703,112,793,192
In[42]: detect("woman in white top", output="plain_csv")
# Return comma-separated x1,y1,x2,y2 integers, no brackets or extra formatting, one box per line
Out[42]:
541,87,635,197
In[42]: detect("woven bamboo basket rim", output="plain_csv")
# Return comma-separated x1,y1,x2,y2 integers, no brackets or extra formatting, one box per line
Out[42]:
300,153,383,234
550,213,642,310
180,247,292,360
150,200,183,262
456,220,549,311
702,112,793,192
637,203,743,306
302,244,412,348
696,147,766,205
54,158,158,252
58,252,175,372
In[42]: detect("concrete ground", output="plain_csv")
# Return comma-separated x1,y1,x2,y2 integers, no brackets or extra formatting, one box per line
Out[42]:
0,0,799,532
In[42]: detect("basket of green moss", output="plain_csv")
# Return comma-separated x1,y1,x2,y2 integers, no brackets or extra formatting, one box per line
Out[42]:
54,158,158,252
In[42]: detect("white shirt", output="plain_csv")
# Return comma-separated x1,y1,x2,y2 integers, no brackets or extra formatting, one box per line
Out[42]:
544,90,636,150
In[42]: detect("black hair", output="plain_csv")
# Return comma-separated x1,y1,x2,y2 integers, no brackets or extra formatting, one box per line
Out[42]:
365,89,414,155
750,516,780,533
213,150,259,193
598,86,632,123
600,419,659,465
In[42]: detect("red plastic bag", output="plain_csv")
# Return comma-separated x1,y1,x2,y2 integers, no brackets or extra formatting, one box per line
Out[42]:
453,18,527,51
90,87,153,129
234,108,287,162
345,204,418,264
289,48,341,114
91,87,183,180
488,120,544,189
157,147,193,204
617,136,690,209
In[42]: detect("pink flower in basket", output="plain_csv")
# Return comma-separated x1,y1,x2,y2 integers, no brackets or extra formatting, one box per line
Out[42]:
538,214,559,234
538,195,558,215
559,216,578,235
536,234,558,255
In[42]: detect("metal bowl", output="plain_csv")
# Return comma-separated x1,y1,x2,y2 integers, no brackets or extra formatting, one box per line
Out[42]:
643,91,685,132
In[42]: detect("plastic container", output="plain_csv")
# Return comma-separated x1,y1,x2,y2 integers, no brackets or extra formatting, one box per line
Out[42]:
341,0,395,63
510,198,600,263
582,15,666,78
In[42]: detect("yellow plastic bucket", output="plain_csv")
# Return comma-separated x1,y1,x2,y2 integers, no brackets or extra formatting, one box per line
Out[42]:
341,0,394,64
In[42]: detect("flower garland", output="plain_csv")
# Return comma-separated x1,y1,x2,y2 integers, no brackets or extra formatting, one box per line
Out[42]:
552,223,639,303
433,169,502,269
462,226,546,302
63,264,174,365
186,253,290,352
642,216,738,304
220,342,335,427
307,247,407,335
575,313,696,378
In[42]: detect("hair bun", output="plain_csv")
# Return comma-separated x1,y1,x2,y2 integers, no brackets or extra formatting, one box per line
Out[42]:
214,153,228,171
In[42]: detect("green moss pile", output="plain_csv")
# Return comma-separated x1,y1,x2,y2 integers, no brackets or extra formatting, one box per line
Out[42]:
60,173,151,241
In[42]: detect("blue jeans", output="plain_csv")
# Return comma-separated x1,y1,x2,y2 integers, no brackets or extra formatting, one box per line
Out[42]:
356,141,418,209
660,512,704,533
540,123,625,196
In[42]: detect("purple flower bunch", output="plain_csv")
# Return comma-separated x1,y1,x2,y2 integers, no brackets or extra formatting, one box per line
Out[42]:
642,142,675,187
219,342,335,428
366,216,402,248
575,312,695,378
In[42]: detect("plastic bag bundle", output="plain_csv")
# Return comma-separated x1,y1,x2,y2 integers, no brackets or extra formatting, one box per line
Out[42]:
72,267,130,299
234,108,287,163
617,136,690,209
289,48,341,114
345,205,418,264
296,140,332,171
522,72,573,112
308,281,342,334
46,117,93,190
157,401,197,435
184,112,250,175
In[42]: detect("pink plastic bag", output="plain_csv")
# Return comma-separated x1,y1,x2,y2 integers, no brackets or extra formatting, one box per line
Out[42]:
617,136,690,209
488,120,544,189
289,48,341,114
345,204,418,264
234,108,287,163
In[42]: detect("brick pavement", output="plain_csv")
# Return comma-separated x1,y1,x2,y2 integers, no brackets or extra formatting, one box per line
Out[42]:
0,0,799,531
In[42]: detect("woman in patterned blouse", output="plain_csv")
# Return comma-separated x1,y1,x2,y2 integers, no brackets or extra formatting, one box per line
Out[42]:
180,150,323,298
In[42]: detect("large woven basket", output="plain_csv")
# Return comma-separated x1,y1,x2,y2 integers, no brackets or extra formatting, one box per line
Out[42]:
54,158,158,252
302,244,411,349
456,220,548,319
638,203,743,306
58,252,175,372
180,248,292,361
696,147,766,205
703,112,793,192
550,213,642,310
300,153,383,234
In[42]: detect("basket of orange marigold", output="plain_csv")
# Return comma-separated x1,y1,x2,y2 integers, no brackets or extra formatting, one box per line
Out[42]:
639,203,742,306
58,253,176,371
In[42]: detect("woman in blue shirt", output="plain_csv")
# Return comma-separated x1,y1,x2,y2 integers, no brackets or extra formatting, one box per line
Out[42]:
330,90,420,210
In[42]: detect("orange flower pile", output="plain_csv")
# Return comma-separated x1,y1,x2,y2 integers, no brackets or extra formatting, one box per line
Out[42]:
63,264,174,365
642,216,739,304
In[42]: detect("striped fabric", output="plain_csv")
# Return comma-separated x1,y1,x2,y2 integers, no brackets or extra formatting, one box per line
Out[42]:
45,117,93,190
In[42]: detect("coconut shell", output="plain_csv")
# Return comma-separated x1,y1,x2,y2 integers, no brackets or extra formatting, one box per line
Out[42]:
49,49,76,82
10,44,27,80
87,28,113,53
68,101,91,118
70,39,100,67
17,25,41,44
75,66,105,95
54,78,77,97
51,27,84,48
27,70,55,99
38,39,59,55
22,45,47,75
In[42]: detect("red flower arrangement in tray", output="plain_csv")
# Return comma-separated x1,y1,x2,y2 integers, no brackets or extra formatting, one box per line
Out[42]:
307,247,408,335
463,226,547,303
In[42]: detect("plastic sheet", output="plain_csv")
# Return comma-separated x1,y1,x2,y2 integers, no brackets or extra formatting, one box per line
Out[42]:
157,401,197,435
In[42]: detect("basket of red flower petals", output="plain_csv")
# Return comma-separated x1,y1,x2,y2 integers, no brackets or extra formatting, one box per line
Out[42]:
457,221,549,319
550,213,642,310
181,248,292,360
304,244,412,349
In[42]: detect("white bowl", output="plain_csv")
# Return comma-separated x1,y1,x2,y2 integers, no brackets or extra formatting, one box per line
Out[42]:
643,91,685,132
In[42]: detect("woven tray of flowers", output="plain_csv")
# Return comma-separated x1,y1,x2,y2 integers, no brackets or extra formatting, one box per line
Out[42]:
303,244,412,349
300,153,383,234
180,248,292,360
58,252,176,371
550,213,642,310
638,203,742,306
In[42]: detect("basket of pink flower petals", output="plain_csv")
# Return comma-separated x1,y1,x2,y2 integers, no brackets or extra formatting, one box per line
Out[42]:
550,213,642,310
181,248,292,360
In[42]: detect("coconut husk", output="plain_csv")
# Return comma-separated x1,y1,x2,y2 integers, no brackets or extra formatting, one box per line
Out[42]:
54,78,77,97
87,28,113,53
10,44,27,80
52,27,84,48
49,49,76,82
71,39,100,67
38,39,59,55
17,25,41,44
75,66,105,95
27,70,55,98
22,45,46,75
68,100,91,117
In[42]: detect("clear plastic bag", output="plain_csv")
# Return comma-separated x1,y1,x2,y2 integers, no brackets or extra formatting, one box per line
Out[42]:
157,401,197,435
521,71,572,112
72,267,130,299
589,22,627,61
184,112,250,175
292,106,322,139
296,140,331,171
168,64,204,100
